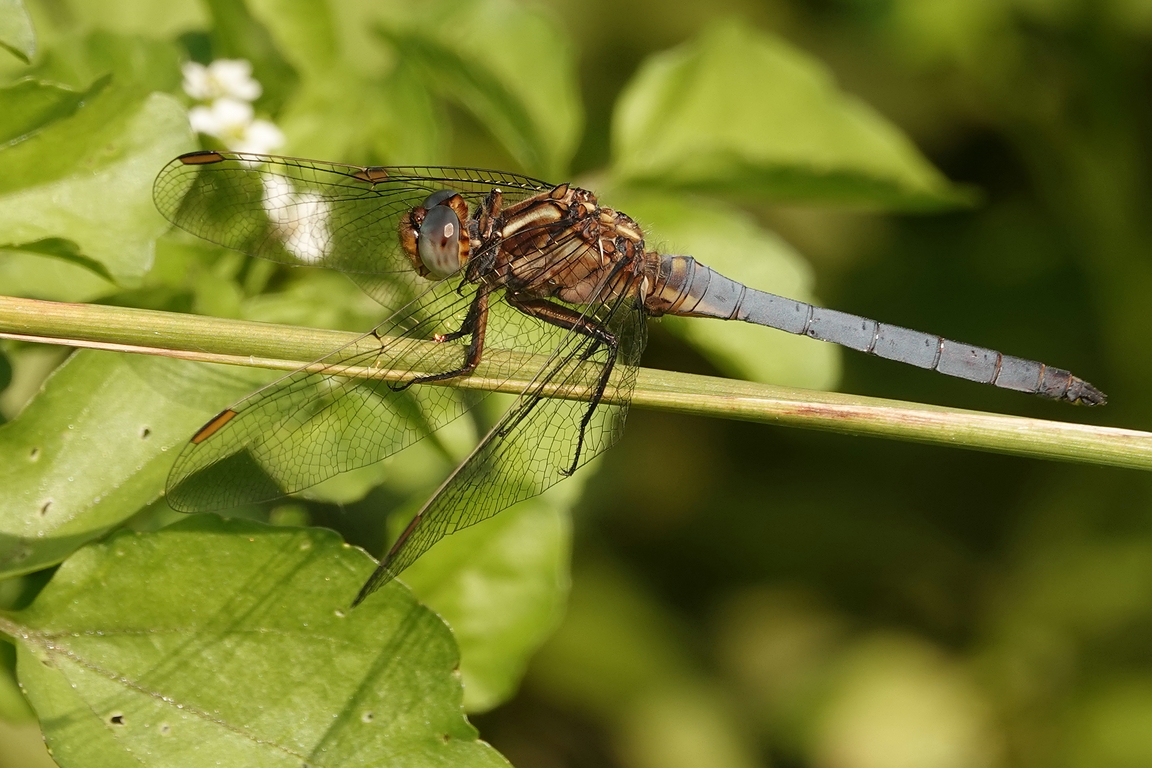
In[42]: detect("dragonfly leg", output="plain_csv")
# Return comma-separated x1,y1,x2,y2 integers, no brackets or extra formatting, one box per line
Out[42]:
506,295,618,475
390,283,491,391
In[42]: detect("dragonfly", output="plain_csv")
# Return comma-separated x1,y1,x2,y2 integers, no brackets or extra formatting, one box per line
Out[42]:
154,150,1106,606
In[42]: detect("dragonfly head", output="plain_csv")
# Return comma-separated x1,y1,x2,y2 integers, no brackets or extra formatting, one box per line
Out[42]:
400,190,472,279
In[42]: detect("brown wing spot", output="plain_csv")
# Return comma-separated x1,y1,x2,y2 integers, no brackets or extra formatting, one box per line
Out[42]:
353,167,390,183
191,409,238,444
178,150,226,165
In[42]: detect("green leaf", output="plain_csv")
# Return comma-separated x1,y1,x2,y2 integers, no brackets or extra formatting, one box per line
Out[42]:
0,87,194,284
29,31,184,95
0,349,11,395
240,0,445,163
39,0,204,43
0,0,35,63
203,0,299,113
403,473,577,713
0,249,116,302
603,189,841,389
0,658,33,721
10,237,115,281
278,61,446,164
0,79,104,149
1,516,510,767
0,352,266,579
611,19,973,210
247,0,339,76
382,0,582,178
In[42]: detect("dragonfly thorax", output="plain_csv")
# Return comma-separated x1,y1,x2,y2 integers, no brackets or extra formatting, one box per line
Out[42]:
399,190,473,279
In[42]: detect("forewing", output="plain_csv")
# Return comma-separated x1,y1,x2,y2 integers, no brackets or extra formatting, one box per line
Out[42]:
355,286,647,602
166,221,613,513
166,275,512,511
152,151,552,276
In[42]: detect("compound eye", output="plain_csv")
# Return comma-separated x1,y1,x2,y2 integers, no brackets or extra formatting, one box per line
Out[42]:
422,189,457,208
417,204,463,278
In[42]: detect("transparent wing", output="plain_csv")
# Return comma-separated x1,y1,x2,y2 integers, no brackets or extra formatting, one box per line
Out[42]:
152,151,553,276
354,283,648,604
166,276,477,511
165,225,613,513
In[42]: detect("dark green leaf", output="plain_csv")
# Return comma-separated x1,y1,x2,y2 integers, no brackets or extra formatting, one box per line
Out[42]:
0,352,267,579
1,516,510,767
0,0,35,63
611,20,973,210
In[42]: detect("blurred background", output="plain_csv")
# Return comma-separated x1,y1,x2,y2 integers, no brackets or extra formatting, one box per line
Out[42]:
1,0,1150,767
485,2,1151,768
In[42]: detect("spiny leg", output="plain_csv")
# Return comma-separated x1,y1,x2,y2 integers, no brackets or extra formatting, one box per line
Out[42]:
390,282,491,391
506,294,618,475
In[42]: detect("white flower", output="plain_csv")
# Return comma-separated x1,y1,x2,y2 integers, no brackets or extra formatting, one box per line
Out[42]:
181,59,262,102
236,119,286,154
188,97,252,136
188,98,285,154
261,174,332,264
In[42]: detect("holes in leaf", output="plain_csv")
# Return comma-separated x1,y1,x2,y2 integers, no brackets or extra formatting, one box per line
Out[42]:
159,723,171,736
28,447,40,461
361,711,374,723
39,500,52,516
108,712,125,726
140,427,151,439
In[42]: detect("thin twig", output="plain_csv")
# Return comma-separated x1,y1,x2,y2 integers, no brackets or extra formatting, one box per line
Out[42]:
0,294,1147,471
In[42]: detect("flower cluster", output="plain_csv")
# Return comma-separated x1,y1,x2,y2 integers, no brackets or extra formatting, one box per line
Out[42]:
181,59,285,154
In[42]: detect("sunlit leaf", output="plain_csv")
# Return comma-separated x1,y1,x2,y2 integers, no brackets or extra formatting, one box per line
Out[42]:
0,86,194,284
0,79,105,149
43,0,203,41
382,0,582,178
277,62,445,164
0,661,33,721
0,0,35,63
612,19,972,210
1,516,510,768
0,352,266,579
247,0,338,76
0,249,116,302
0,349,11,395
603,189,840,389
203,0,299,112
29,31,184,95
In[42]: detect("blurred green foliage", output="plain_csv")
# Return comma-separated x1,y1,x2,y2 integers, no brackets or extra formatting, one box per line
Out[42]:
0,0,1144,766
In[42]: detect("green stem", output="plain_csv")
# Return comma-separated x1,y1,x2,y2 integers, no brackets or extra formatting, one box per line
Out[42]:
0,294,1147,471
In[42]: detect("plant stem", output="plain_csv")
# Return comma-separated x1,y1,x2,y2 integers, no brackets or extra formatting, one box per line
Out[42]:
0,294,1147,471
